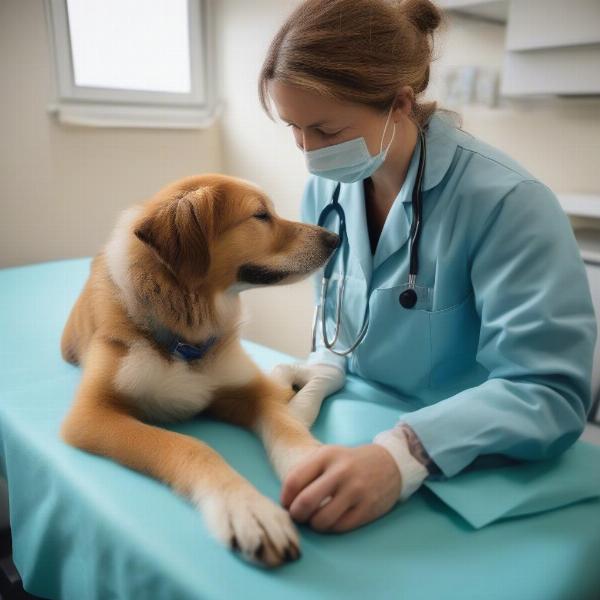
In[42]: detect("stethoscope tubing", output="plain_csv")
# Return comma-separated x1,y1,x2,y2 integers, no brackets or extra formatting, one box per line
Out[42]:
312,127,427,356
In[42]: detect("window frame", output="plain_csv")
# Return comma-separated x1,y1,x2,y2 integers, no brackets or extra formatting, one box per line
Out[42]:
44,0,219,128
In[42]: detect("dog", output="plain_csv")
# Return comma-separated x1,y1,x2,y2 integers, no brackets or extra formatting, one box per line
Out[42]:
59,174,339,567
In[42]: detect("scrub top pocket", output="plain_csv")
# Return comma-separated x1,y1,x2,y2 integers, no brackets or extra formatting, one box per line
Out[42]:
429,292,480,389
350,284,433,396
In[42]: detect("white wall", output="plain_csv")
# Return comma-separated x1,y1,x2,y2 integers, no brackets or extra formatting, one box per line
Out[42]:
0,0,224,270
217,0,316,358
218,3,600,359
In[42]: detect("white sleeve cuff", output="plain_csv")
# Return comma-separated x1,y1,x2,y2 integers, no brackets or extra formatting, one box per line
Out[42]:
307,348,346,372
373,428,429,502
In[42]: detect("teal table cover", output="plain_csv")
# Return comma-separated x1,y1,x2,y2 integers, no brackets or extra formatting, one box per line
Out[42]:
1,258,600,600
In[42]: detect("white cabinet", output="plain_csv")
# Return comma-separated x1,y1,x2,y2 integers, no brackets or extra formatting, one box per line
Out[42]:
581,240,600,424
557,195,600,424
434,0,508,22
506,0,600,51
502,44,600,96
437,0,600,97
502,0,600,96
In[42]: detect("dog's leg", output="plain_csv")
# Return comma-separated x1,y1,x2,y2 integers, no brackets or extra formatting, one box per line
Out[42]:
60,291,85,364
254,393,323,481
61,337,300,567
209,377,322,482
60,274,99,366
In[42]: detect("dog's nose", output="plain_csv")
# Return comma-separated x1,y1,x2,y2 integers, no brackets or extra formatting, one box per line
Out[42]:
321,231,340,250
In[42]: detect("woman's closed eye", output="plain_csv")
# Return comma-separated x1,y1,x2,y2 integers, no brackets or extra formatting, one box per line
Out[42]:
316,128,343,139
286,123,344,139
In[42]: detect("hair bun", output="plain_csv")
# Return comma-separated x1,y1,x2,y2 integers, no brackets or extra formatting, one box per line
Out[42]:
400,0,442,35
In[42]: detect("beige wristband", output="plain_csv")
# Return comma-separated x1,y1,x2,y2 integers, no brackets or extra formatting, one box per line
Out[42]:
373,429,429,501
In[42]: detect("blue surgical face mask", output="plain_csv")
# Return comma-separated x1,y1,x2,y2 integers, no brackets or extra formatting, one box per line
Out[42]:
304,106,396,183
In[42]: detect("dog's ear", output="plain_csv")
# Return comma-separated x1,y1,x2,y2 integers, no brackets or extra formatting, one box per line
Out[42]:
134,189,212,281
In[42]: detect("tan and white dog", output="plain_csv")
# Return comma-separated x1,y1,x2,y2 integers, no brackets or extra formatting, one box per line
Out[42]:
59,174,339,567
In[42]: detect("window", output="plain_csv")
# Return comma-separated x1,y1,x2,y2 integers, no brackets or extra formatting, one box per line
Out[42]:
44,0,218,128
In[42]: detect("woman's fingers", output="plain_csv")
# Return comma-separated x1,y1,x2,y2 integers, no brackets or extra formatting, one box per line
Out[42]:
330,504,365,533
280,449,328,509
308,486,359,532
287,468,340,522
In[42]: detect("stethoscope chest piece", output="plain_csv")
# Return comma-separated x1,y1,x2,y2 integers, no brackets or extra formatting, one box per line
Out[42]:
399,288,417,309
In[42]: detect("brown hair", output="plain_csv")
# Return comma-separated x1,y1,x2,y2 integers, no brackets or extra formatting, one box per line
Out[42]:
259,0,443,126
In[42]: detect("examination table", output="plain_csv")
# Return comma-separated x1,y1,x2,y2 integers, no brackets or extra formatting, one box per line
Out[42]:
1,258,600,600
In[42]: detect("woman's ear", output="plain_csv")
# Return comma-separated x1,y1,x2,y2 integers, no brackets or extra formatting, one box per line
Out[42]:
393,87,416,119
134,189,212,282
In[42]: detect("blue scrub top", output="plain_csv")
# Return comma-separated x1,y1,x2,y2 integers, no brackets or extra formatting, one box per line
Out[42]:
302,112,597,477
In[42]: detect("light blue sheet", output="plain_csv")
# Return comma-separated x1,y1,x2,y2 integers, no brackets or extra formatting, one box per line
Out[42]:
1,258,600,600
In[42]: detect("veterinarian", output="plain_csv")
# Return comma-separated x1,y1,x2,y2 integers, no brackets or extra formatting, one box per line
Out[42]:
260,0,596,534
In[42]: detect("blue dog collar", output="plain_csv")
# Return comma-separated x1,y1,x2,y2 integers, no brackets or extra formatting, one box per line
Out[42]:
152,326,218,363
168,337,218,362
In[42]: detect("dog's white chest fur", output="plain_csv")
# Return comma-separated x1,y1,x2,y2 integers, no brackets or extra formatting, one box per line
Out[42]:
115,340,257,422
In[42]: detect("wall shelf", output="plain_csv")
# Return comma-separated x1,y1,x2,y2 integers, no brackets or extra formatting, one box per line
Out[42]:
438,0,600,97
556,194,600,220
436,0,508,23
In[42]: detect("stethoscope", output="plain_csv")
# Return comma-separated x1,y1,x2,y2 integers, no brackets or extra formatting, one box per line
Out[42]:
311,127,427,357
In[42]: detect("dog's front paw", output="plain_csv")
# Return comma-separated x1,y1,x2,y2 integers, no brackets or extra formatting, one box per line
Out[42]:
271,362,345,428
196,484,301,568
270,364,303,396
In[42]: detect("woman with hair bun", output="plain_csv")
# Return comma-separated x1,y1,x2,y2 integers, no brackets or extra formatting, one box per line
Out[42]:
260,0,596,533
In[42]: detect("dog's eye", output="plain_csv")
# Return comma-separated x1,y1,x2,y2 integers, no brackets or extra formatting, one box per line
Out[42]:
254,212,271,221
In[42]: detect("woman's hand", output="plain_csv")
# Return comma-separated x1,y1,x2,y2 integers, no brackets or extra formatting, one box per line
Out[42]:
280,444,402,533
